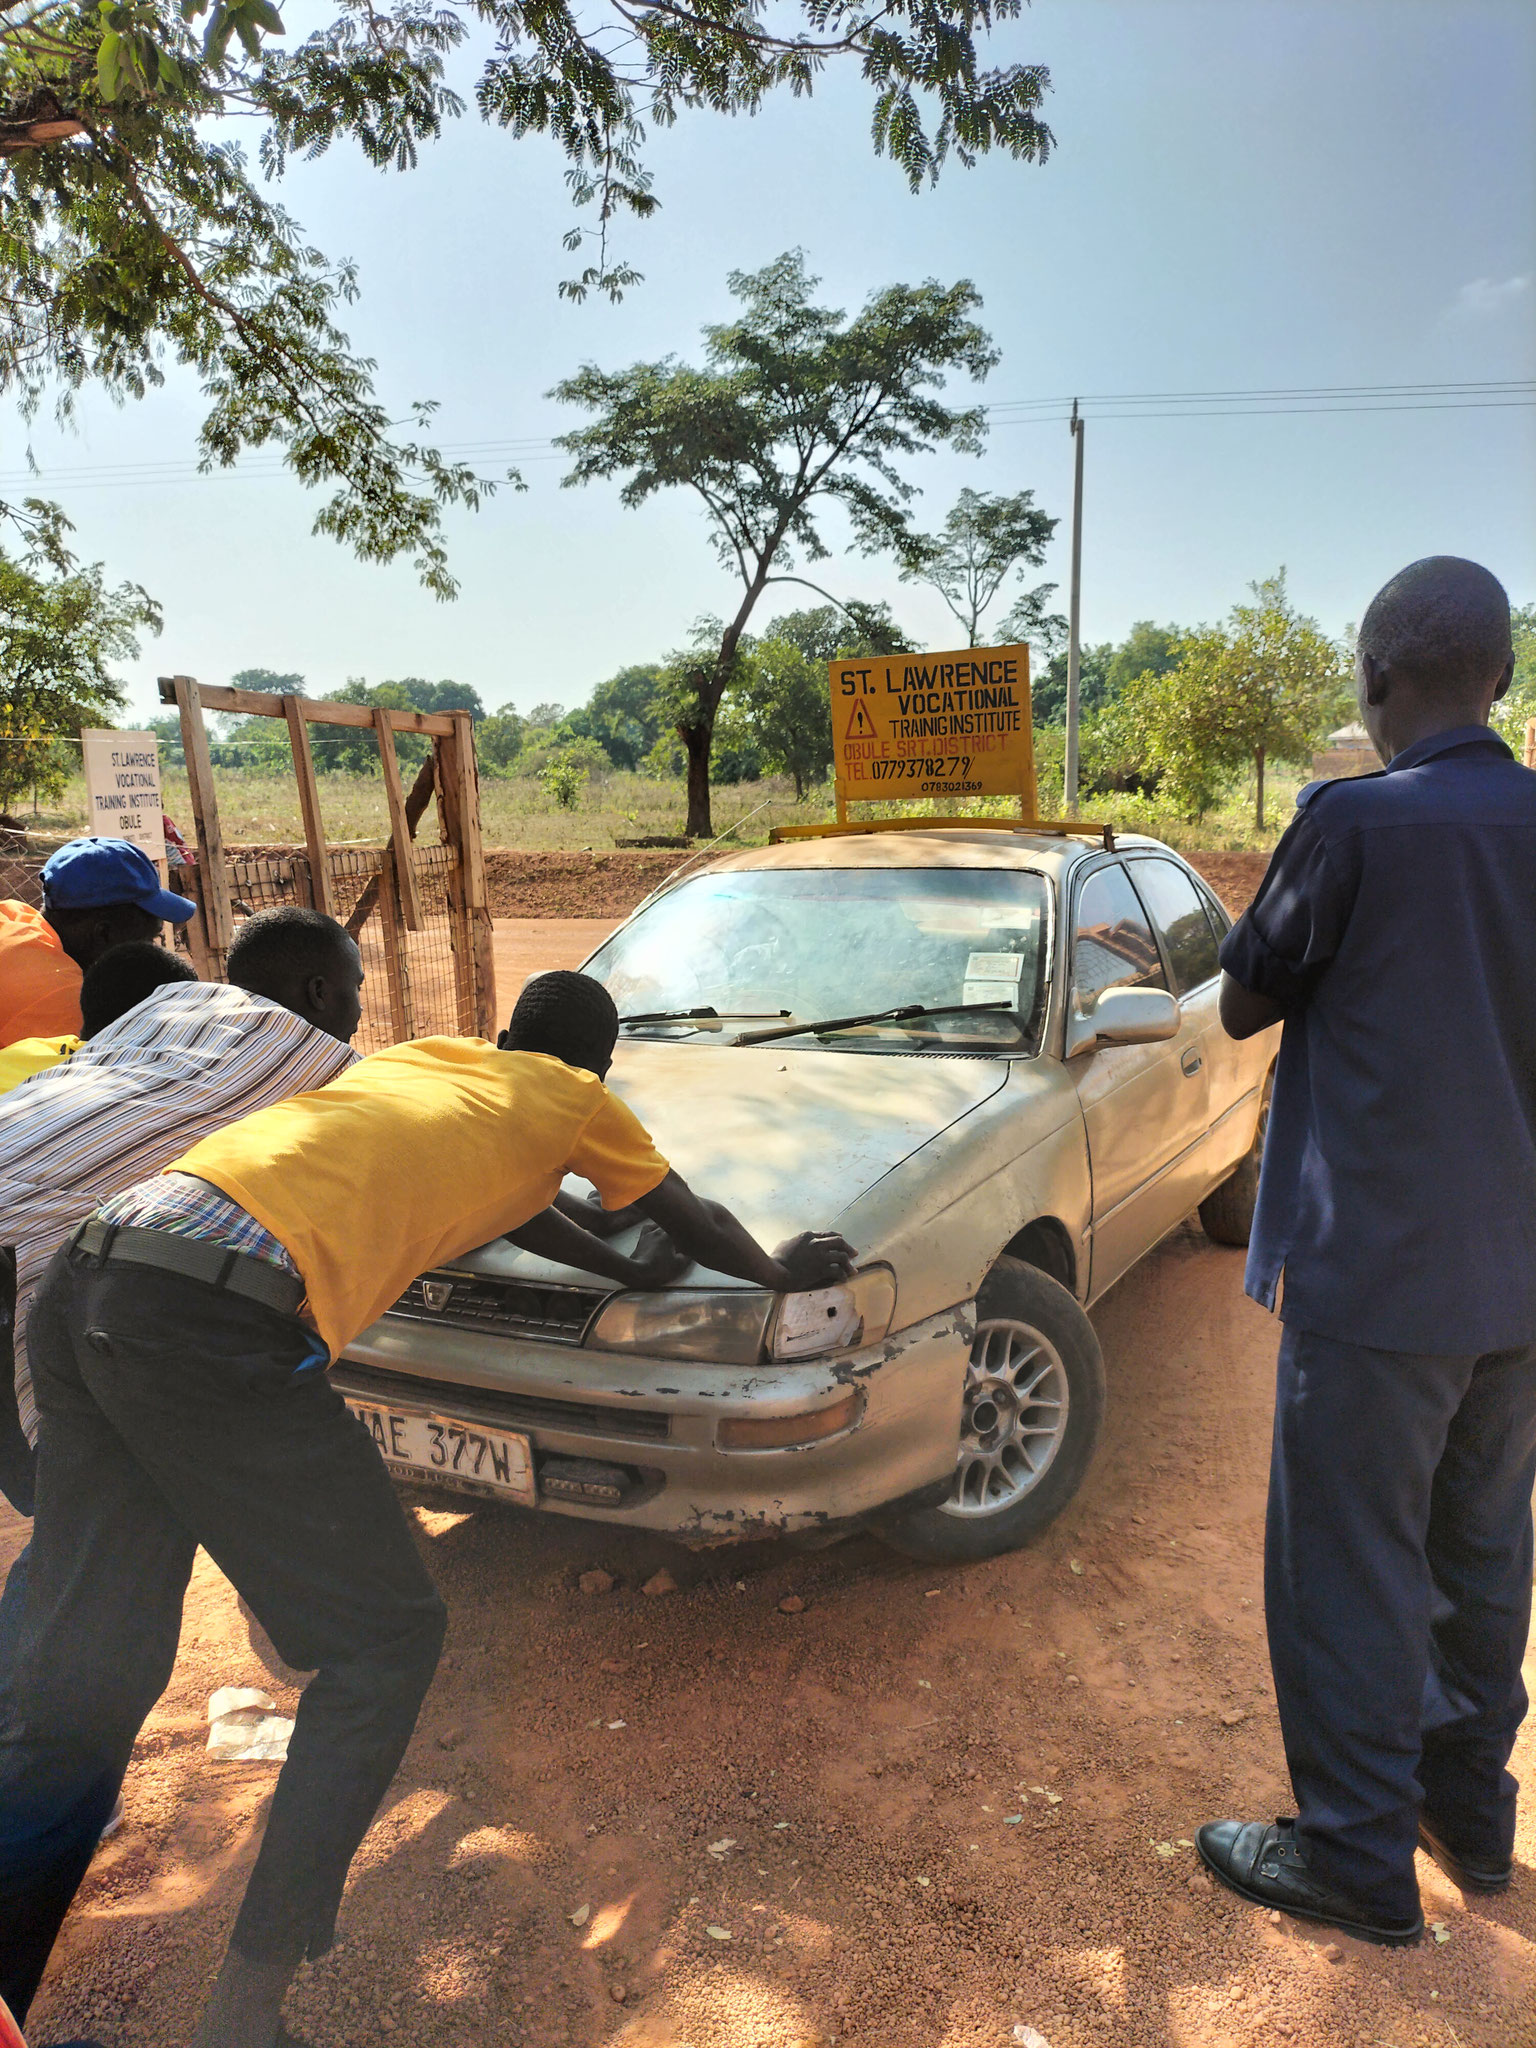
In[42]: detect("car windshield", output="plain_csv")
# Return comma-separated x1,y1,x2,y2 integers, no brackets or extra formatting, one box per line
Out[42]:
583,867,1051,1055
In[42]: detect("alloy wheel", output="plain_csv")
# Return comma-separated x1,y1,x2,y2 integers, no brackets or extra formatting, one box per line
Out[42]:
940,1317,1071,1518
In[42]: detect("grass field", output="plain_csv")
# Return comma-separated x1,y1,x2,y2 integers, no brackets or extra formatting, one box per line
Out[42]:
25,762,1302,854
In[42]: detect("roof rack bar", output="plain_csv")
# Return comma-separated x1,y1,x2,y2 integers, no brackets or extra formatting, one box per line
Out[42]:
769,815,1116,847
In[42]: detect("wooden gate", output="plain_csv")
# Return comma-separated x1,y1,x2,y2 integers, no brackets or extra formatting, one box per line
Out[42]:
159,675,497,1051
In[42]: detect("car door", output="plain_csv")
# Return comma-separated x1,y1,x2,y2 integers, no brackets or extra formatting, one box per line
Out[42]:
1129,854,1264,1187
1069,859,1210,1297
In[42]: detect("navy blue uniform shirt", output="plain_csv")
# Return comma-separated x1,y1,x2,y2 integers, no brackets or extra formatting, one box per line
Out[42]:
1219,725,1536,1354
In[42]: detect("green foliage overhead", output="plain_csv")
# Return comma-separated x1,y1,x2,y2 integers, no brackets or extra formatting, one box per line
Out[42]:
0,0,1054,591
899,485,1060,648
1107,573,1350,828
554,251,999,836
0,523,160,811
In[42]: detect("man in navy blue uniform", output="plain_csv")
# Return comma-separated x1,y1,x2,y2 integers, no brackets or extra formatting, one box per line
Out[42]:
1197,556,1536,1946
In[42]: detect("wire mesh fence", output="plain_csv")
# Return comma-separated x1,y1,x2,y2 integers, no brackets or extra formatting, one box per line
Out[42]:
2,839,473,1054
226,844,471,1053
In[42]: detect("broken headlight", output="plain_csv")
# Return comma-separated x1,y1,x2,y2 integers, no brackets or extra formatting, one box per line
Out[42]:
586,1267,897,1366
769,1267,897,1360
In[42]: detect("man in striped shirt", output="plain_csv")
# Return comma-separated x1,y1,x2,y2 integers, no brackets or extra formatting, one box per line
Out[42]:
0,908,363,1474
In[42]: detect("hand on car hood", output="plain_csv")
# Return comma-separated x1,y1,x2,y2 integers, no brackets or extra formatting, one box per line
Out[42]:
461,1039,1010,1288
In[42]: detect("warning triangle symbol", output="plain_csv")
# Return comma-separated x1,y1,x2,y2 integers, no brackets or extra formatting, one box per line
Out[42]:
845,699,877,741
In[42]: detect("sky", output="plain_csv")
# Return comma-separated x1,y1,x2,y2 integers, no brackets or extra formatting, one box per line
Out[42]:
5,0,1533,726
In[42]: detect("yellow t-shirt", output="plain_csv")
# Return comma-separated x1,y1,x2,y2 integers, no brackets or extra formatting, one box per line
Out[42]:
174,1038,670,1360
0,1033,81,1093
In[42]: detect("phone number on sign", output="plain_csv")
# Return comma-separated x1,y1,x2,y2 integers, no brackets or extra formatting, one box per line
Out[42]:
864,755,976,782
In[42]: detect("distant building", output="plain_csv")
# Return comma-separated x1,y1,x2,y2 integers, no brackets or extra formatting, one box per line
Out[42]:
1312,721,1382,782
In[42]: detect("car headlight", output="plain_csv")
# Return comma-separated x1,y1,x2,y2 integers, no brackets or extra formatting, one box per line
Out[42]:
770,1267,897,1360
586,1266,897,1365
587,1289,774,1364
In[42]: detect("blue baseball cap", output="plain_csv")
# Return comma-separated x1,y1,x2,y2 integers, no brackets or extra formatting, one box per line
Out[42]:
41,837,197,923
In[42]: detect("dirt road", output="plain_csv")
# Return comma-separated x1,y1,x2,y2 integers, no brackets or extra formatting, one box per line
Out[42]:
8,912,1534,2048
14,1238,1535,2048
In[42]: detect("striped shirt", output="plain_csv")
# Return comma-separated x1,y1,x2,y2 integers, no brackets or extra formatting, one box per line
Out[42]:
98,1171,299,1274
0,980,354,1441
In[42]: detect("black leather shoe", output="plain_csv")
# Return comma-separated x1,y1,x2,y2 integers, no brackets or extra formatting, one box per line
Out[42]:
1417,1817,1512,1894
1196,1818,1423,1946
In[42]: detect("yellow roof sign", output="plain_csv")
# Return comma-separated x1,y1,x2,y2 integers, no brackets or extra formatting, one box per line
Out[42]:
830,643,1037,815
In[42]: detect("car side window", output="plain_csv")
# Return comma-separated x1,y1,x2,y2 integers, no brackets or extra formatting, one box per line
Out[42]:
1128,858,1223,994
1194,876,1231,938
1073,864,1168,1009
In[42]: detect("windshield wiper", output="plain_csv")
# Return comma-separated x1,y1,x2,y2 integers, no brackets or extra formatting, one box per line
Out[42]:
732,1001,1016,1047
620,1006,791,1027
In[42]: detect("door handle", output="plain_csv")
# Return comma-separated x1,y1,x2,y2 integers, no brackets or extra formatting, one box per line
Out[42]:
1181,1047,1203,1077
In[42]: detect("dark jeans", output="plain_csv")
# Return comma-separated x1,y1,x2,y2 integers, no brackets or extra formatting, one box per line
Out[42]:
0,1246,36,1695
1266,1324,1536,1919
0,1246,447,2022
0,1247,36,1515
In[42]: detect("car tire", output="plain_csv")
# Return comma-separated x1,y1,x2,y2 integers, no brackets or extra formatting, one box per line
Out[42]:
1198,1068,1273,1248
874,1255,1106,1564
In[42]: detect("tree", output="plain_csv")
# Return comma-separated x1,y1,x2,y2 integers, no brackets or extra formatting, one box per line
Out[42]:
0,0,1055,593
0,534,160,812
476,706,527,774
1105,621,1182,698
1114,573,1349,827
1491,602,1536,753
562,664,667,771
727,604,916,799
1032,642,1113,726
554,252,998,836
898,486,1060,647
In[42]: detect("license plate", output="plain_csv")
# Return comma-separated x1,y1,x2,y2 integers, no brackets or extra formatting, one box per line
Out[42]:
347,1401,535,1503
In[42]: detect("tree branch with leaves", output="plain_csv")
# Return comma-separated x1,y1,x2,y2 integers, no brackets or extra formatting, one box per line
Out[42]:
1,0,1054,589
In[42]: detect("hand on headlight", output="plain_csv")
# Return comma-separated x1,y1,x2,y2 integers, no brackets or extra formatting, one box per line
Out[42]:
772,1231,859,1291
626,1220,691,1289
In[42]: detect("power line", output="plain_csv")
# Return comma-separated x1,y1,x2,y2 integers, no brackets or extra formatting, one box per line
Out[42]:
1,377,1530,493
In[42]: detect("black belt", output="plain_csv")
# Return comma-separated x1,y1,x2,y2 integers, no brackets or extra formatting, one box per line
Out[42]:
72,1217,306,1318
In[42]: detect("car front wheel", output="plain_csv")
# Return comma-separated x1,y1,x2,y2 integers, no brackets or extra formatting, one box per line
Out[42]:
875,1255,1106,1563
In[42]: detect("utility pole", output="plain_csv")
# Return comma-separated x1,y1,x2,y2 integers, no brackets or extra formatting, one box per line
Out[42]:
1063,399,1085,815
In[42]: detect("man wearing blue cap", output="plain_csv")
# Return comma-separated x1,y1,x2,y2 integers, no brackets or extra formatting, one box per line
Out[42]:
0,840,195,1050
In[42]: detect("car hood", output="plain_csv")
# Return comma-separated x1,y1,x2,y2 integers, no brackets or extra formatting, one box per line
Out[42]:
454,1041,1010,1287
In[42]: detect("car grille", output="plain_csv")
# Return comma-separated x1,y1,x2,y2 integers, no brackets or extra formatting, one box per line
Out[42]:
386,1273,610,1344
336,1362,671,1443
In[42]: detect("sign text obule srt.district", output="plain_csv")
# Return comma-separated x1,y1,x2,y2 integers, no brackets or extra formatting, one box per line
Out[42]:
830,643,1037,811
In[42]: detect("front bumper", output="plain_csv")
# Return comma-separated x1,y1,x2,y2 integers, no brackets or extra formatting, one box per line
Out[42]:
333,1298,973,1542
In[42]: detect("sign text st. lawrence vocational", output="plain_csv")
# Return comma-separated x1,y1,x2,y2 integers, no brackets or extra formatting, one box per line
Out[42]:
830,644,1037,810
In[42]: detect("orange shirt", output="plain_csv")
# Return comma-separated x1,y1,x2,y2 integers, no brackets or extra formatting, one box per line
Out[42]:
0,901,82,1048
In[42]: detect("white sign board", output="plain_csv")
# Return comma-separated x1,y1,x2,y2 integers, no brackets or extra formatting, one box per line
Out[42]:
80,729,165,862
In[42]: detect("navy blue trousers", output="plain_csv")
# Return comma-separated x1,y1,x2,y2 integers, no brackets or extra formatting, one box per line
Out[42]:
1266,1324,1536,1918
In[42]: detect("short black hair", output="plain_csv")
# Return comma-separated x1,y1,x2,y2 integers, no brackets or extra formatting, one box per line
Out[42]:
1358,557,1512,700
227,906,355,999
79,941,197,1037
501,970,619,1073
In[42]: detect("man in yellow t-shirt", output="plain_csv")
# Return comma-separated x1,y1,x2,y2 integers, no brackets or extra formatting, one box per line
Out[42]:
0,971,854,2046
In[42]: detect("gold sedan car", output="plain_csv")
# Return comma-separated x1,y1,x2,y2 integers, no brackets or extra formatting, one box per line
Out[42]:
333,827,1277,1562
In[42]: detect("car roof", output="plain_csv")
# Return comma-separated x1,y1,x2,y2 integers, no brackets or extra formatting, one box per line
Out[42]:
699,826,1174,879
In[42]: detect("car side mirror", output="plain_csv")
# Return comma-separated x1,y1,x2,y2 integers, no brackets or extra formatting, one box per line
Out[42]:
1065,985,1181,1058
